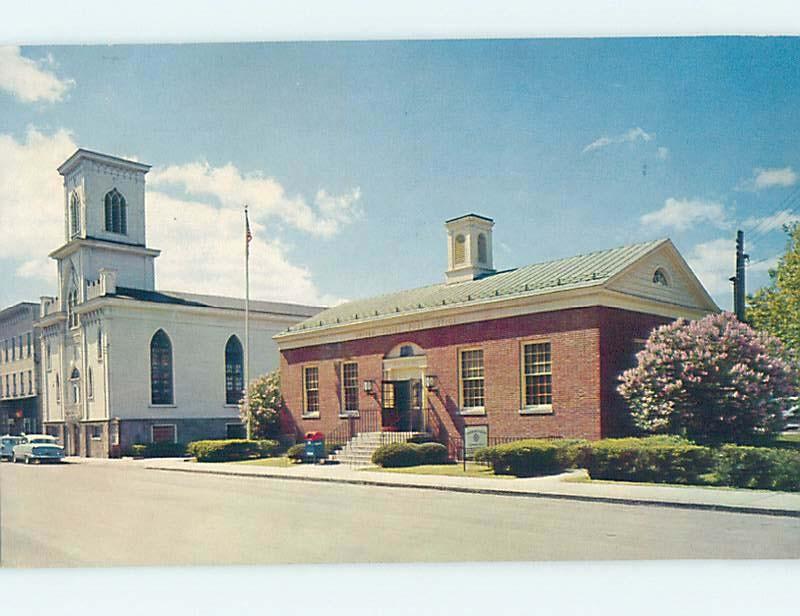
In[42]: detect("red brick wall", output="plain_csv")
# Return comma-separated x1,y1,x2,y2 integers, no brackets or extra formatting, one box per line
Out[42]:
280,306,672,442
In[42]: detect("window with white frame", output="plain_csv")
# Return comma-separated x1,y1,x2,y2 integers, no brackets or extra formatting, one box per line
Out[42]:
522,342,552,408
87,367,94,399
459,349,485,410
55,373,61,403
303,366,319,416
97,327,103,360
150,329,174,405
104,188,127,234
69,191,81,238
342,362,358,413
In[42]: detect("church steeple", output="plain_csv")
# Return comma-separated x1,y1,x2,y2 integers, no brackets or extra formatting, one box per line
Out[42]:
51,150,160,298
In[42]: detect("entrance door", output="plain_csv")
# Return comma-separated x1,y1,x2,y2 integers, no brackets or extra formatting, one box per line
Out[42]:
382,381,411,431
72,424,81,456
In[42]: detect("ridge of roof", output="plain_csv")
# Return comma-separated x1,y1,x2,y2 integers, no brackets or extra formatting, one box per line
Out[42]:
280,238,668,337
109,287,323,317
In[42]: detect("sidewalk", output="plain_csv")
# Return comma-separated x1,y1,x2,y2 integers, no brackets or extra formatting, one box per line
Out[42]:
67,455,800,517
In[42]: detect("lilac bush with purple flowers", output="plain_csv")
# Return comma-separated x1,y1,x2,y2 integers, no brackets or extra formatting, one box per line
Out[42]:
618,312,799,443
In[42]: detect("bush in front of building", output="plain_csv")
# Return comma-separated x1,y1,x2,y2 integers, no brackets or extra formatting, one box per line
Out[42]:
416,442,449,464
187,439,277,462
407,434,437,445
473,439,586,477
618,312,799,444
713,444,800,491
126,442,187,458
581,436,715,484
286,443,306,462
372,443,421,467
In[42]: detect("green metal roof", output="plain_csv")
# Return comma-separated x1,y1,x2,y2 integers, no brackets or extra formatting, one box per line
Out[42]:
279,238,668,337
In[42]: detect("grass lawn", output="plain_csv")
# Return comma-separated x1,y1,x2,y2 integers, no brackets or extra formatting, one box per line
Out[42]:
234,456,294,468
365,462,514,479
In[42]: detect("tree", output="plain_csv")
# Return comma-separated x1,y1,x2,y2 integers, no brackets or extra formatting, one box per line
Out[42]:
240,370,283,439
748,223,800,356
618,312,798,443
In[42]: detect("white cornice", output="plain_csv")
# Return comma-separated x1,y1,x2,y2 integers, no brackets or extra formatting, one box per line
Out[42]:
49,238,161,260
75,296,307,327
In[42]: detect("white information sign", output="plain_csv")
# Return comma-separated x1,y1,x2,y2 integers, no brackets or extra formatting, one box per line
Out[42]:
464,425,488,458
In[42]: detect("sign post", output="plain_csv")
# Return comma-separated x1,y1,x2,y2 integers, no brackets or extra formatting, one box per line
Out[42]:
463,425,488,472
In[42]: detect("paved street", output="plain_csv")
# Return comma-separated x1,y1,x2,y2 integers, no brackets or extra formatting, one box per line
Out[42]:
1,461,799,567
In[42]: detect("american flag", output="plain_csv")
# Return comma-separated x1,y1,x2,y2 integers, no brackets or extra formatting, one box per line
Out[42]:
245,206,252,252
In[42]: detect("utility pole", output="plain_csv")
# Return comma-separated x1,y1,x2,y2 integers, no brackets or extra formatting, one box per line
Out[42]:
729,230,748,321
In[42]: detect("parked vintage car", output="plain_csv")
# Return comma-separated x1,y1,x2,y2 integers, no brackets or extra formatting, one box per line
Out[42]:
0,435,24,461
11,434,65,464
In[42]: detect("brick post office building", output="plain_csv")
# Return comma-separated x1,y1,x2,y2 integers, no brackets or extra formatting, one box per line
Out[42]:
275,214,718,452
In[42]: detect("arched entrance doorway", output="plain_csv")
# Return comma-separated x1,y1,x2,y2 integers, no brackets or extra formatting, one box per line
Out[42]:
382,343,427,432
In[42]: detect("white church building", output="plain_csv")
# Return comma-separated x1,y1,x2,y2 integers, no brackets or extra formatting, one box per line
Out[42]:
37,149,321,457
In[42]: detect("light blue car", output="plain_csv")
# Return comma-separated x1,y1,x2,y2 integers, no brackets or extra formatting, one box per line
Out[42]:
11,434,65,464
0,435,24,461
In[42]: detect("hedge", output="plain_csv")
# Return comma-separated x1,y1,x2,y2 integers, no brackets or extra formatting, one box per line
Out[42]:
126,442,187,458
714,445,800,491
372,442,449,467
473,439,587,477
187,439,279,462
581,436,714,484
286,443,306,462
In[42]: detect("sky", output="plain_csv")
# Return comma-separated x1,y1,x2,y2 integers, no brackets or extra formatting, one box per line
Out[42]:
1,37,800,311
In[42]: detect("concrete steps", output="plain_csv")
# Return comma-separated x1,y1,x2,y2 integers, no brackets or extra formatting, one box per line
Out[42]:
327,431,426,466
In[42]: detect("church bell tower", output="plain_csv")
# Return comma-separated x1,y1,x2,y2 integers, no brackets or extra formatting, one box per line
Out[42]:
51,149,161,311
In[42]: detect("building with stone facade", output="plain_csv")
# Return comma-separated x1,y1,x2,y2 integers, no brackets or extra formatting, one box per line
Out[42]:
0,302,41,435
275,214,719,454
37,149,320,457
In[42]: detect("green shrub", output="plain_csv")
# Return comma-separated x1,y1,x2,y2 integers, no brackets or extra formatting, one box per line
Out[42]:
582,437,714,484
416,442,449,464
186,439,265,462
126,442,187,458
714,445,800,491
286,443,306,462
474,439,587,477
127,444,147,458
407,434,437,445
255,439,280,458
372,443,421,467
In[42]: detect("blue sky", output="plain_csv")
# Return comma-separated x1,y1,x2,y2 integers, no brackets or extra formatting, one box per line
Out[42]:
1,37,799,310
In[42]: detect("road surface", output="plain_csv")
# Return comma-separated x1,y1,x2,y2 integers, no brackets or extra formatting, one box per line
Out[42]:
2,461,798,567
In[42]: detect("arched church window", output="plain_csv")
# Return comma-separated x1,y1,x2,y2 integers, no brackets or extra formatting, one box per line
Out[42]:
97,327,103,359
67,288,79,328
225,335,244,405
70,367,80,404
477,233,487,264
150,329,174,405
55,373,61,403
454,234,466,265
104,189,127,235
87,367,94,399
69,191,81,238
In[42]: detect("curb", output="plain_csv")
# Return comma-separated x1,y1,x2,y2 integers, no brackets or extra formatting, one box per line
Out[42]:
143,464,800,519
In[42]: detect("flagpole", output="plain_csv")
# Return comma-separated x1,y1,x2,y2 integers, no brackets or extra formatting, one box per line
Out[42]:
244,204,251,440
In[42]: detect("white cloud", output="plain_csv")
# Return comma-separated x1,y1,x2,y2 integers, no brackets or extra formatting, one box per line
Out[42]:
656,146,670,160
582,127,654,154
147,192,336,305
737,166,798,191
0,46,74,103
0,129,346,306
686,238,734,297
744,209,800,234
149,161,362,238
640,197,729,231
0,127,77,280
